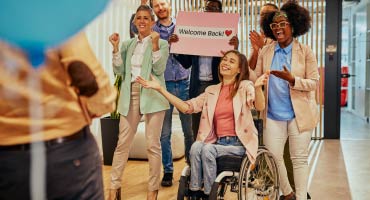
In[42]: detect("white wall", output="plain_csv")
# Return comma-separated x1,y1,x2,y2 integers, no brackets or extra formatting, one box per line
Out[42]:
83,0,140,151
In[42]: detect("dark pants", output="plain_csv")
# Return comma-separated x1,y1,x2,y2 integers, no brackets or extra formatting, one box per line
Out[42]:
0,127,103,200
192,81,214,141
284,140,295,190
162,80,193,172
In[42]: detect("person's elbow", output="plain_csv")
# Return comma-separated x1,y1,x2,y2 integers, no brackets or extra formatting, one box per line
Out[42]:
254,100,265,111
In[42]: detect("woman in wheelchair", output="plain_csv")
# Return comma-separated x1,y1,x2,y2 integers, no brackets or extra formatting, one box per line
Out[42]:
136,50,269,199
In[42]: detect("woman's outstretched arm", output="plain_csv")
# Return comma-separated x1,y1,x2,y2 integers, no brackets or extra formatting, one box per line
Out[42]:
136,75,190,113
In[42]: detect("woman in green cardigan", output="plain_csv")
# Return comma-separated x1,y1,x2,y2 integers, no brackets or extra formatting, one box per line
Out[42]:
107,5,169,200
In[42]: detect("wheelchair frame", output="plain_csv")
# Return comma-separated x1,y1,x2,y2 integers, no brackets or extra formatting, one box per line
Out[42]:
177,119,280,200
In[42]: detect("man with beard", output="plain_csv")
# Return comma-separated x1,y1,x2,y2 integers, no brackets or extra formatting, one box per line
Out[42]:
151,0,193,187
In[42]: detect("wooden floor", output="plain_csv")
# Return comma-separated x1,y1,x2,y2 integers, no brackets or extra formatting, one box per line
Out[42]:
102,158,187,200
101,111,370,200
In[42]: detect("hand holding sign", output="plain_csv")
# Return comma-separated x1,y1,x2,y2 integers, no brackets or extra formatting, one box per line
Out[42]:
229,35,239,50
168,34,179,44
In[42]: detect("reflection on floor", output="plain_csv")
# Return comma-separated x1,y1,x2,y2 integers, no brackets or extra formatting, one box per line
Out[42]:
102,111,370,200
308,111,370,200
341,110,370,140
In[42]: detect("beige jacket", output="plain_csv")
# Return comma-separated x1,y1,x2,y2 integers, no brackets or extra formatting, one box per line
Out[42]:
186,80,259,163
254,39,320,132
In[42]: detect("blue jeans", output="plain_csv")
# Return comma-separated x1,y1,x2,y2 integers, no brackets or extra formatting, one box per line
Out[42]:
161,79,193,173
189,137,245,195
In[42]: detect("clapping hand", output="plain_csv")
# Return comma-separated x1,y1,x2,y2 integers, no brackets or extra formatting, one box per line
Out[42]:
135,75,161,91
270,65,295,85
249,31,265,52
249,31,265,51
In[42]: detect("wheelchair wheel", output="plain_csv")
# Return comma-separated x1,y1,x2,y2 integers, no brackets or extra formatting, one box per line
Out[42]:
209,175,239,200
177,176,190,200
238,147,279,200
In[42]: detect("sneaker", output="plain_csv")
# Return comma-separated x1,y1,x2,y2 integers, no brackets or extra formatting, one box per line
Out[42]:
161,172,173,187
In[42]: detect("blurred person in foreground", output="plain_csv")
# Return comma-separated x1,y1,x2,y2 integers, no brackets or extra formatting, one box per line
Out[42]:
0,32,116,200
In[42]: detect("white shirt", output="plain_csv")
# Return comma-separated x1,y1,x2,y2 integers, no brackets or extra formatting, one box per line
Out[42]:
198,56,213,81
112,35,161,82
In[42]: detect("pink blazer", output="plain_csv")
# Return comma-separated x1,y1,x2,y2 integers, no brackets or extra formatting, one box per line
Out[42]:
254,39,320,132
186,80,258,163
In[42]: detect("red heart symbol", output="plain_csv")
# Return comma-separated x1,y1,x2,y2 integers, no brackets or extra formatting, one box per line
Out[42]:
225,30,232,36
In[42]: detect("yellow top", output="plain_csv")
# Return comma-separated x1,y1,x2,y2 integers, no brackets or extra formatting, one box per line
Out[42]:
0,33,116,145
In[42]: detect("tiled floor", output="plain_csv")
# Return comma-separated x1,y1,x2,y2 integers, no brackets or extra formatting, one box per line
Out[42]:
308,111,370,200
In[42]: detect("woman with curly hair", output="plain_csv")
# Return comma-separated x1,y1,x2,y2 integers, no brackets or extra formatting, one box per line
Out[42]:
253,1,319,200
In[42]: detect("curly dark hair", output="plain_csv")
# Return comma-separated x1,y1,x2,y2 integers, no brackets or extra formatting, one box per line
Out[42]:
261,1,311,40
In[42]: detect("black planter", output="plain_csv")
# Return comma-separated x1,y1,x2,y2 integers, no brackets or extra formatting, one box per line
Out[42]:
100,117,120,165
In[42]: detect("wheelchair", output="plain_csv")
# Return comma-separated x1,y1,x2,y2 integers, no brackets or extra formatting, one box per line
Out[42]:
177,119,280,200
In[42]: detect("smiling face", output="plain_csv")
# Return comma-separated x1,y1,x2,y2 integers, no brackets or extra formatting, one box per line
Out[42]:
135,10,154,37
152,0,170,20
219,52,240,81
270,15,293,48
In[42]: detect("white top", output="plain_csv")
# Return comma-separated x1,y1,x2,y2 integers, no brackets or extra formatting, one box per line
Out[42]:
198,56,213,81
112,35,161,82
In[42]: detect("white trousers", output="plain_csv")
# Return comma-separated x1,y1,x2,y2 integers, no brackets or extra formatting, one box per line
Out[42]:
264,118,312,200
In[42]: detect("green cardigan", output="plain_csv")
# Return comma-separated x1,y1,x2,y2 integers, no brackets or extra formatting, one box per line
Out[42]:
113,38,170,116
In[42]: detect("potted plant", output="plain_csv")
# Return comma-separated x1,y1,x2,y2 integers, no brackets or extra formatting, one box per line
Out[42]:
100,75,122,165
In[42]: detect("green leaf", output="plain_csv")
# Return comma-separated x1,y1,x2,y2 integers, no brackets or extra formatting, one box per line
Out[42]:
110,75,122,119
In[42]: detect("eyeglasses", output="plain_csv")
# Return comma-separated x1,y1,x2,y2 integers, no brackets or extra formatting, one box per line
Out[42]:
269,21,290,30
203,6,221,12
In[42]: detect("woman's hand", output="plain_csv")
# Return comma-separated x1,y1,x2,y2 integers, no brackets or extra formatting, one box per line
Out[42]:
109,33,120,53
135,75,161,91
249,31,264,52
270,65,295,86
255,71,270,88
150,31,160,51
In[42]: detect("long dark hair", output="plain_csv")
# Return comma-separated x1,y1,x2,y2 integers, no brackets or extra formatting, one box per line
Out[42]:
218,50,249,99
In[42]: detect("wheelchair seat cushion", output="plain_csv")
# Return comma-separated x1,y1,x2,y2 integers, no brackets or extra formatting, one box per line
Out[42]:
216,155,245,174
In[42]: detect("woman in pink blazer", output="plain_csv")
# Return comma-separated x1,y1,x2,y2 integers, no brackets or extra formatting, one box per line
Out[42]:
136,50,268,199
254,2,319,200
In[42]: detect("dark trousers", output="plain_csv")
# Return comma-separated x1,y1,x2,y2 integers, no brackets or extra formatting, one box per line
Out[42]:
0,127,103,200
191,81,214,141
284,140,295,189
